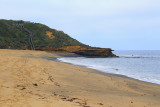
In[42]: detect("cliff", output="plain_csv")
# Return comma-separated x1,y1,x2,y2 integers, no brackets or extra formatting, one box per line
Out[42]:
36,46,117,57
0,19,117,57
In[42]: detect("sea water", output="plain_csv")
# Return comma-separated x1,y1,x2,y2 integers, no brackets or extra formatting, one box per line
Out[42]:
58,50,160,85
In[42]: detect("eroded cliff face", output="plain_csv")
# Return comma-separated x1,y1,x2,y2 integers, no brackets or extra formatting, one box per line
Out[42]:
46,31,55,40
36,46,117,57
73,48,117,57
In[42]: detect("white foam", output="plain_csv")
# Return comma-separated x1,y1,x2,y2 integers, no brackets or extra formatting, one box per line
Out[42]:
58,56,160,85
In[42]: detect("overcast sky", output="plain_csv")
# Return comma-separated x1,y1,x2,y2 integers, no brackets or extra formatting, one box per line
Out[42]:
1,0,160,50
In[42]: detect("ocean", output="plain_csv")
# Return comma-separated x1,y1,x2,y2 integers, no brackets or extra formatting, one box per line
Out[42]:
58,50,160,85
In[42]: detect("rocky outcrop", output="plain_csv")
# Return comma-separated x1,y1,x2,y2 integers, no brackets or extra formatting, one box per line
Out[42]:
74,48,117,57
36,46,117,57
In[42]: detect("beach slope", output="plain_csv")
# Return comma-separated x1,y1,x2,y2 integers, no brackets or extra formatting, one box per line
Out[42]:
0,49,160,107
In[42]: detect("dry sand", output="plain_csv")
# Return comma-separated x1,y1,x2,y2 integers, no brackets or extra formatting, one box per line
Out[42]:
0,49,160,107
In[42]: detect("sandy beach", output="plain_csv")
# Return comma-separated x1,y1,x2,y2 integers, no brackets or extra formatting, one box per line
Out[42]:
0,49,160,107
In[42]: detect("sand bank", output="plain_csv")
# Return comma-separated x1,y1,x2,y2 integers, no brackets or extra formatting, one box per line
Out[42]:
0,49,160,107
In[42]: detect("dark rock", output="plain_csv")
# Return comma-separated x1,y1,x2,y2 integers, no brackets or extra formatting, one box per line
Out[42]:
74,48,117,57
33,83,38,86
51,46,118,58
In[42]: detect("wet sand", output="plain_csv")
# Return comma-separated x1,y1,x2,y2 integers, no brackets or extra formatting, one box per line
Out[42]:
0,49,160,107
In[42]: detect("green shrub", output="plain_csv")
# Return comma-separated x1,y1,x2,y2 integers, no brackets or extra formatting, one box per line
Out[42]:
0,19,89,49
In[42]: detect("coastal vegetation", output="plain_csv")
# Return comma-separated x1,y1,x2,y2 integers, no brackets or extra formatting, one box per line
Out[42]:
0,19,87,49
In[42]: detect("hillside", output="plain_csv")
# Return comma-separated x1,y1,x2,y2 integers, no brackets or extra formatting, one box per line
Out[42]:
0,19,116,57
0,19,87,49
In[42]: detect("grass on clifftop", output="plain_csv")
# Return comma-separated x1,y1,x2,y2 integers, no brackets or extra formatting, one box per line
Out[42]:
0,19,88,49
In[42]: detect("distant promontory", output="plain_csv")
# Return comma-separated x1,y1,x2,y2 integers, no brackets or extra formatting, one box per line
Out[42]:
0,19,117,57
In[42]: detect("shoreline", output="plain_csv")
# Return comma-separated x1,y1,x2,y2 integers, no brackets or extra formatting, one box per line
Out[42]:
57,56,160,85
0,49,160,107
40,53,159,86
37,51,160,94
